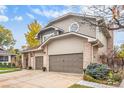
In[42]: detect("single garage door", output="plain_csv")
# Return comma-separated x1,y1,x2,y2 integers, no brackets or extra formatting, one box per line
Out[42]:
49,53,83,73
35,56,43,70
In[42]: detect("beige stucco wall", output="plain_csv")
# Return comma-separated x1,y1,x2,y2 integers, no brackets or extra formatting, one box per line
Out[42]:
34,51,44,56
47,35,85,55
51,16,96,38
46,35,93,69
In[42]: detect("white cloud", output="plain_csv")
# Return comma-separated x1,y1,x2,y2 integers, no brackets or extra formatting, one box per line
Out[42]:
32,8,70,18
26,13,35,19
0,5,7,14
43,9,70,18
0,15,9,22
32,8,42,15
14,16,23,21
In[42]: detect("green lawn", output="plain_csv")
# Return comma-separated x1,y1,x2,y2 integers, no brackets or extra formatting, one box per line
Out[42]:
69,84,93,88
0,68,17,70
0,68,21,74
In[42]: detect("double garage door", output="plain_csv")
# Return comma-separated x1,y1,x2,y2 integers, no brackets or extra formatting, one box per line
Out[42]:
49,53,83,73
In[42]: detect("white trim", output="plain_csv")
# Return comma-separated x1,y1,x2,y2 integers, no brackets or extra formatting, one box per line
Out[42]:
69,22,79,32
35,26,63,39
22,48,42,53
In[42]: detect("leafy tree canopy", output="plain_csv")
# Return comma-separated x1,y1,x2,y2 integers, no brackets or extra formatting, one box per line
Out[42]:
25,20,41,48
0,25,15,48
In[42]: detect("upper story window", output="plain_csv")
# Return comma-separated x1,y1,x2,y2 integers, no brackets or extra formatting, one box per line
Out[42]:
42,33,55,42
69,22,79,32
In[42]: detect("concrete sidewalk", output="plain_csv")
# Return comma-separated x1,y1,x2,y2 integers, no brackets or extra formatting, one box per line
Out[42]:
77,80,116,88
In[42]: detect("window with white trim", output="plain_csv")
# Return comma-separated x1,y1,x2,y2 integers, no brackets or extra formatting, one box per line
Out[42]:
69,22,79,32
42,33,55,42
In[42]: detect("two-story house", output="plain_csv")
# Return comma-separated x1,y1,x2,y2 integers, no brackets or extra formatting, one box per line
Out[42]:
22,13,113,73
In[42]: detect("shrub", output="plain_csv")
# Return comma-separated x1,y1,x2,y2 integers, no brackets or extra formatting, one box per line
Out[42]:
85,63,110,80
83,74,107,84
83,74,98,83
0,63,2,67
3,63,7,67
12,63,16,67
113,74,122,82
8,63,12,68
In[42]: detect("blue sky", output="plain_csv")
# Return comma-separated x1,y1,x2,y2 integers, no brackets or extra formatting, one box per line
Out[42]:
0,5,124,49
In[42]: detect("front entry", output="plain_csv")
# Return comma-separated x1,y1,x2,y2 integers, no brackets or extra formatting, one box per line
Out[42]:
49,53,83,73
35,56,43,70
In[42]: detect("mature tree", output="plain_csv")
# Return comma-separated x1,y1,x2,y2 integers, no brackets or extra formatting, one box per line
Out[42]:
25,20,41,48
80,5,124,30
0,25,15,48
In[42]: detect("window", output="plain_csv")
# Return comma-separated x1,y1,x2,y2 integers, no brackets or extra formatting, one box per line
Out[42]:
69,22,79,32
42,33,55,42
0,56,8,62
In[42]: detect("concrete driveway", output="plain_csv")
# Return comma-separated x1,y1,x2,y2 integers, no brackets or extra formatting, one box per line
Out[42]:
0,70,82,88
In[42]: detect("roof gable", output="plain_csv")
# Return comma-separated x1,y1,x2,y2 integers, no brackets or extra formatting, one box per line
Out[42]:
45,12,99,27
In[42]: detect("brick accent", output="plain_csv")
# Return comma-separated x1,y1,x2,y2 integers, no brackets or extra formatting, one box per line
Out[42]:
83,39,92,69
21,54,28,69
28,53,31,67
21,54,25,68
43,45,49,71
107,31,114,56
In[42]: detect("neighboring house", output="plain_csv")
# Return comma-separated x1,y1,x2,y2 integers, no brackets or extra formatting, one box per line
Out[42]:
0,47,16,63
22,13,113,73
